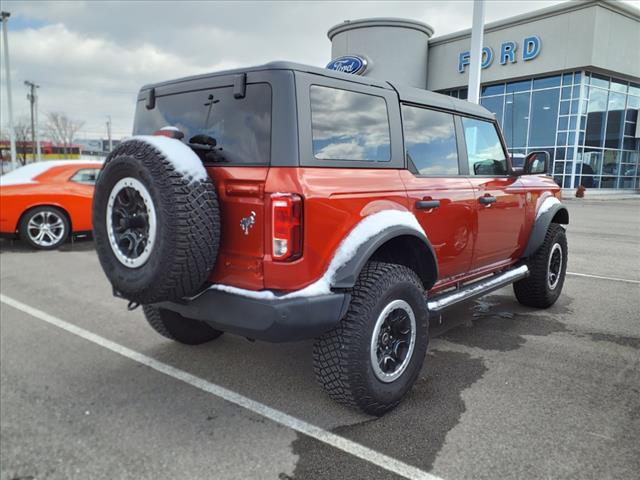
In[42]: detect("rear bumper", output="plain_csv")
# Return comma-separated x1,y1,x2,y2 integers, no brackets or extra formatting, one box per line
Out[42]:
157,288,350,343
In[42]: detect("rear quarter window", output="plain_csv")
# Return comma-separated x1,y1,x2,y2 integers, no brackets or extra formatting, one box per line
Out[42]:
70,168,100,185
310,85,391,162
133,83,271,166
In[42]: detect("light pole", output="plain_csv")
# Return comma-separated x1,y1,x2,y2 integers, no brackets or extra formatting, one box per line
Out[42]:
34,85,41,161
1,11,17,169
468,0,486,104
106,115,112,152
25,80,40,163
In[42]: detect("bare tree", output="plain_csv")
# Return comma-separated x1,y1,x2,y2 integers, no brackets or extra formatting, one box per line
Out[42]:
1,117,32,165
46,112,85,155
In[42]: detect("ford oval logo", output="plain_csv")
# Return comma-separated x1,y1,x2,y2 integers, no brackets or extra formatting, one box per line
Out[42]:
326,55,368,76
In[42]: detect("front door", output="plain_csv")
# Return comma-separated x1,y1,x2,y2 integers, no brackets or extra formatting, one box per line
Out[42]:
400,105,476,283
459,116,527,269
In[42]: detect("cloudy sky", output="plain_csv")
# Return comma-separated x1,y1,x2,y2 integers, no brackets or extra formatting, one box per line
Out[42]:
1,0,638,140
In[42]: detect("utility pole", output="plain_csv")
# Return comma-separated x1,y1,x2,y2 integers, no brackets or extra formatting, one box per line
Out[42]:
468,0,486,104
1,11,17,169
25,80,40,162
106,115,112,153
34,86,41,161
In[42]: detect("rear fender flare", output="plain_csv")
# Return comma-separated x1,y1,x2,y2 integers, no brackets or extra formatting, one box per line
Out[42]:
332,226,438,290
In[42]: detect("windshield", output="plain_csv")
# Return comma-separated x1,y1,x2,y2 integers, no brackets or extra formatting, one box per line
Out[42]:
133,83,271,165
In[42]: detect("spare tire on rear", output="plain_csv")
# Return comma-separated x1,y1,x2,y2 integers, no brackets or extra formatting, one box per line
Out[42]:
92,137,220,305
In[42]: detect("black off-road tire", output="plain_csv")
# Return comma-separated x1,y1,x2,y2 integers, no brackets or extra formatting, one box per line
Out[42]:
19,206,70,250
92,139,220,304
143,305,223,345
514,223,568,308
313,262,429,416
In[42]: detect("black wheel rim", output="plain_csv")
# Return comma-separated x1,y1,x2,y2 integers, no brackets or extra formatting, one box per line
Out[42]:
370,299,416,383
107,177,157,268
112,188,149,258
547,243,563,290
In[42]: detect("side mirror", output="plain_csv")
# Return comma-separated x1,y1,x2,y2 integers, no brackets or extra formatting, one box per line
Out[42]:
522,151,550,175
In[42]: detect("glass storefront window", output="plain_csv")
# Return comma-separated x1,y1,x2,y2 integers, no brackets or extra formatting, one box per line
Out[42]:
611,79,628,94
533,75,561,89
529,89,560,147
605,91,626,149
601,150,621,188
569,116,577,130
482,84,505,96
570,100,579,114
566,147,574,160
590,73,609,89
481,96,504,125
585,87,608,147
557,132,567,145
558,117,568,130
442,70,639,189
503,92,530,148
506,79,531,93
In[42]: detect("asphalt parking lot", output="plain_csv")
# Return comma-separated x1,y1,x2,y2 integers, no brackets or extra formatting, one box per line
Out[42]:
1,198,639,480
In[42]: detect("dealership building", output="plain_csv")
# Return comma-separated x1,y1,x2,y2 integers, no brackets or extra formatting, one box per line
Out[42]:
327,0,640,191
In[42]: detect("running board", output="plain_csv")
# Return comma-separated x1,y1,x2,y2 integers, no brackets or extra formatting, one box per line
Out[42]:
427,265,529,313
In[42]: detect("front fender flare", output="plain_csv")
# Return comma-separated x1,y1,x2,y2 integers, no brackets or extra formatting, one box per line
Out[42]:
332,226,438,289
522,200,569,258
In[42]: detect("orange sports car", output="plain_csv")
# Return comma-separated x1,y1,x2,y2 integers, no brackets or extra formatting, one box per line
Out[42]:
0,160,103,249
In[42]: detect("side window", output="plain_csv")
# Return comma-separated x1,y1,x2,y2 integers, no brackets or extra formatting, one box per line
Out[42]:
310,85,391,162
70,168,100,185
461,117,508,176
402,105,459,175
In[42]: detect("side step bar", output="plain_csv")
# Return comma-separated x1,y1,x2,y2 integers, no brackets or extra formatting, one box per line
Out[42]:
427,265,529,313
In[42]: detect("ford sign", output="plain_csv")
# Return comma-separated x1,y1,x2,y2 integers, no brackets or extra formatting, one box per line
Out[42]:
326,55,368,75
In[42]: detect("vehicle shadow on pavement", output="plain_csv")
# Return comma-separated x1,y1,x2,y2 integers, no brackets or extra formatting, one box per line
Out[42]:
282,293,582,479
126,293,573,480
0,237,95,254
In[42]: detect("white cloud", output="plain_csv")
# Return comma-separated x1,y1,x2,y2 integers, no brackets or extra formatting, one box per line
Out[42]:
316,141,366,160
1,22,238,137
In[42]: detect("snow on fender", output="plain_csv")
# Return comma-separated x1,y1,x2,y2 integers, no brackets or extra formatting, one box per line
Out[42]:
92,137,220,305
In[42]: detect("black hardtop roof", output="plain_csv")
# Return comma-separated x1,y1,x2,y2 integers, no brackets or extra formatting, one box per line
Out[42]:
139,61,392,91
140,61,494,121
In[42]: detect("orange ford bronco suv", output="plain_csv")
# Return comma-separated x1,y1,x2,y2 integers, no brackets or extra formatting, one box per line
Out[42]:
93,62,569,415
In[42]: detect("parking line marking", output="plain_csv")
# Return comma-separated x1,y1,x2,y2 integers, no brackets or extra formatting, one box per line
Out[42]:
567,272,640,284
0,294,443,480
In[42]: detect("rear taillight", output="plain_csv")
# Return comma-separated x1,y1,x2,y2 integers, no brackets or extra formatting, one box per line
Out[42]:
271,193,303,261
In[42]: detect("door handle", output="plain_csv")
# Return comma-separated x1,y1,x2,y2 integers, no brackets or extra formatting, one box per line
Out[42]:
479,195,497,205
416,199,441,210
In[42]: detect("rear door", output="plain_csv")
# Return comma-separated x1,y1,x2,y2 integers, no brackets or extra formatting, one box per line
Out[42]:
399,104,476,283
459,116,527,269
133,72,279,290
